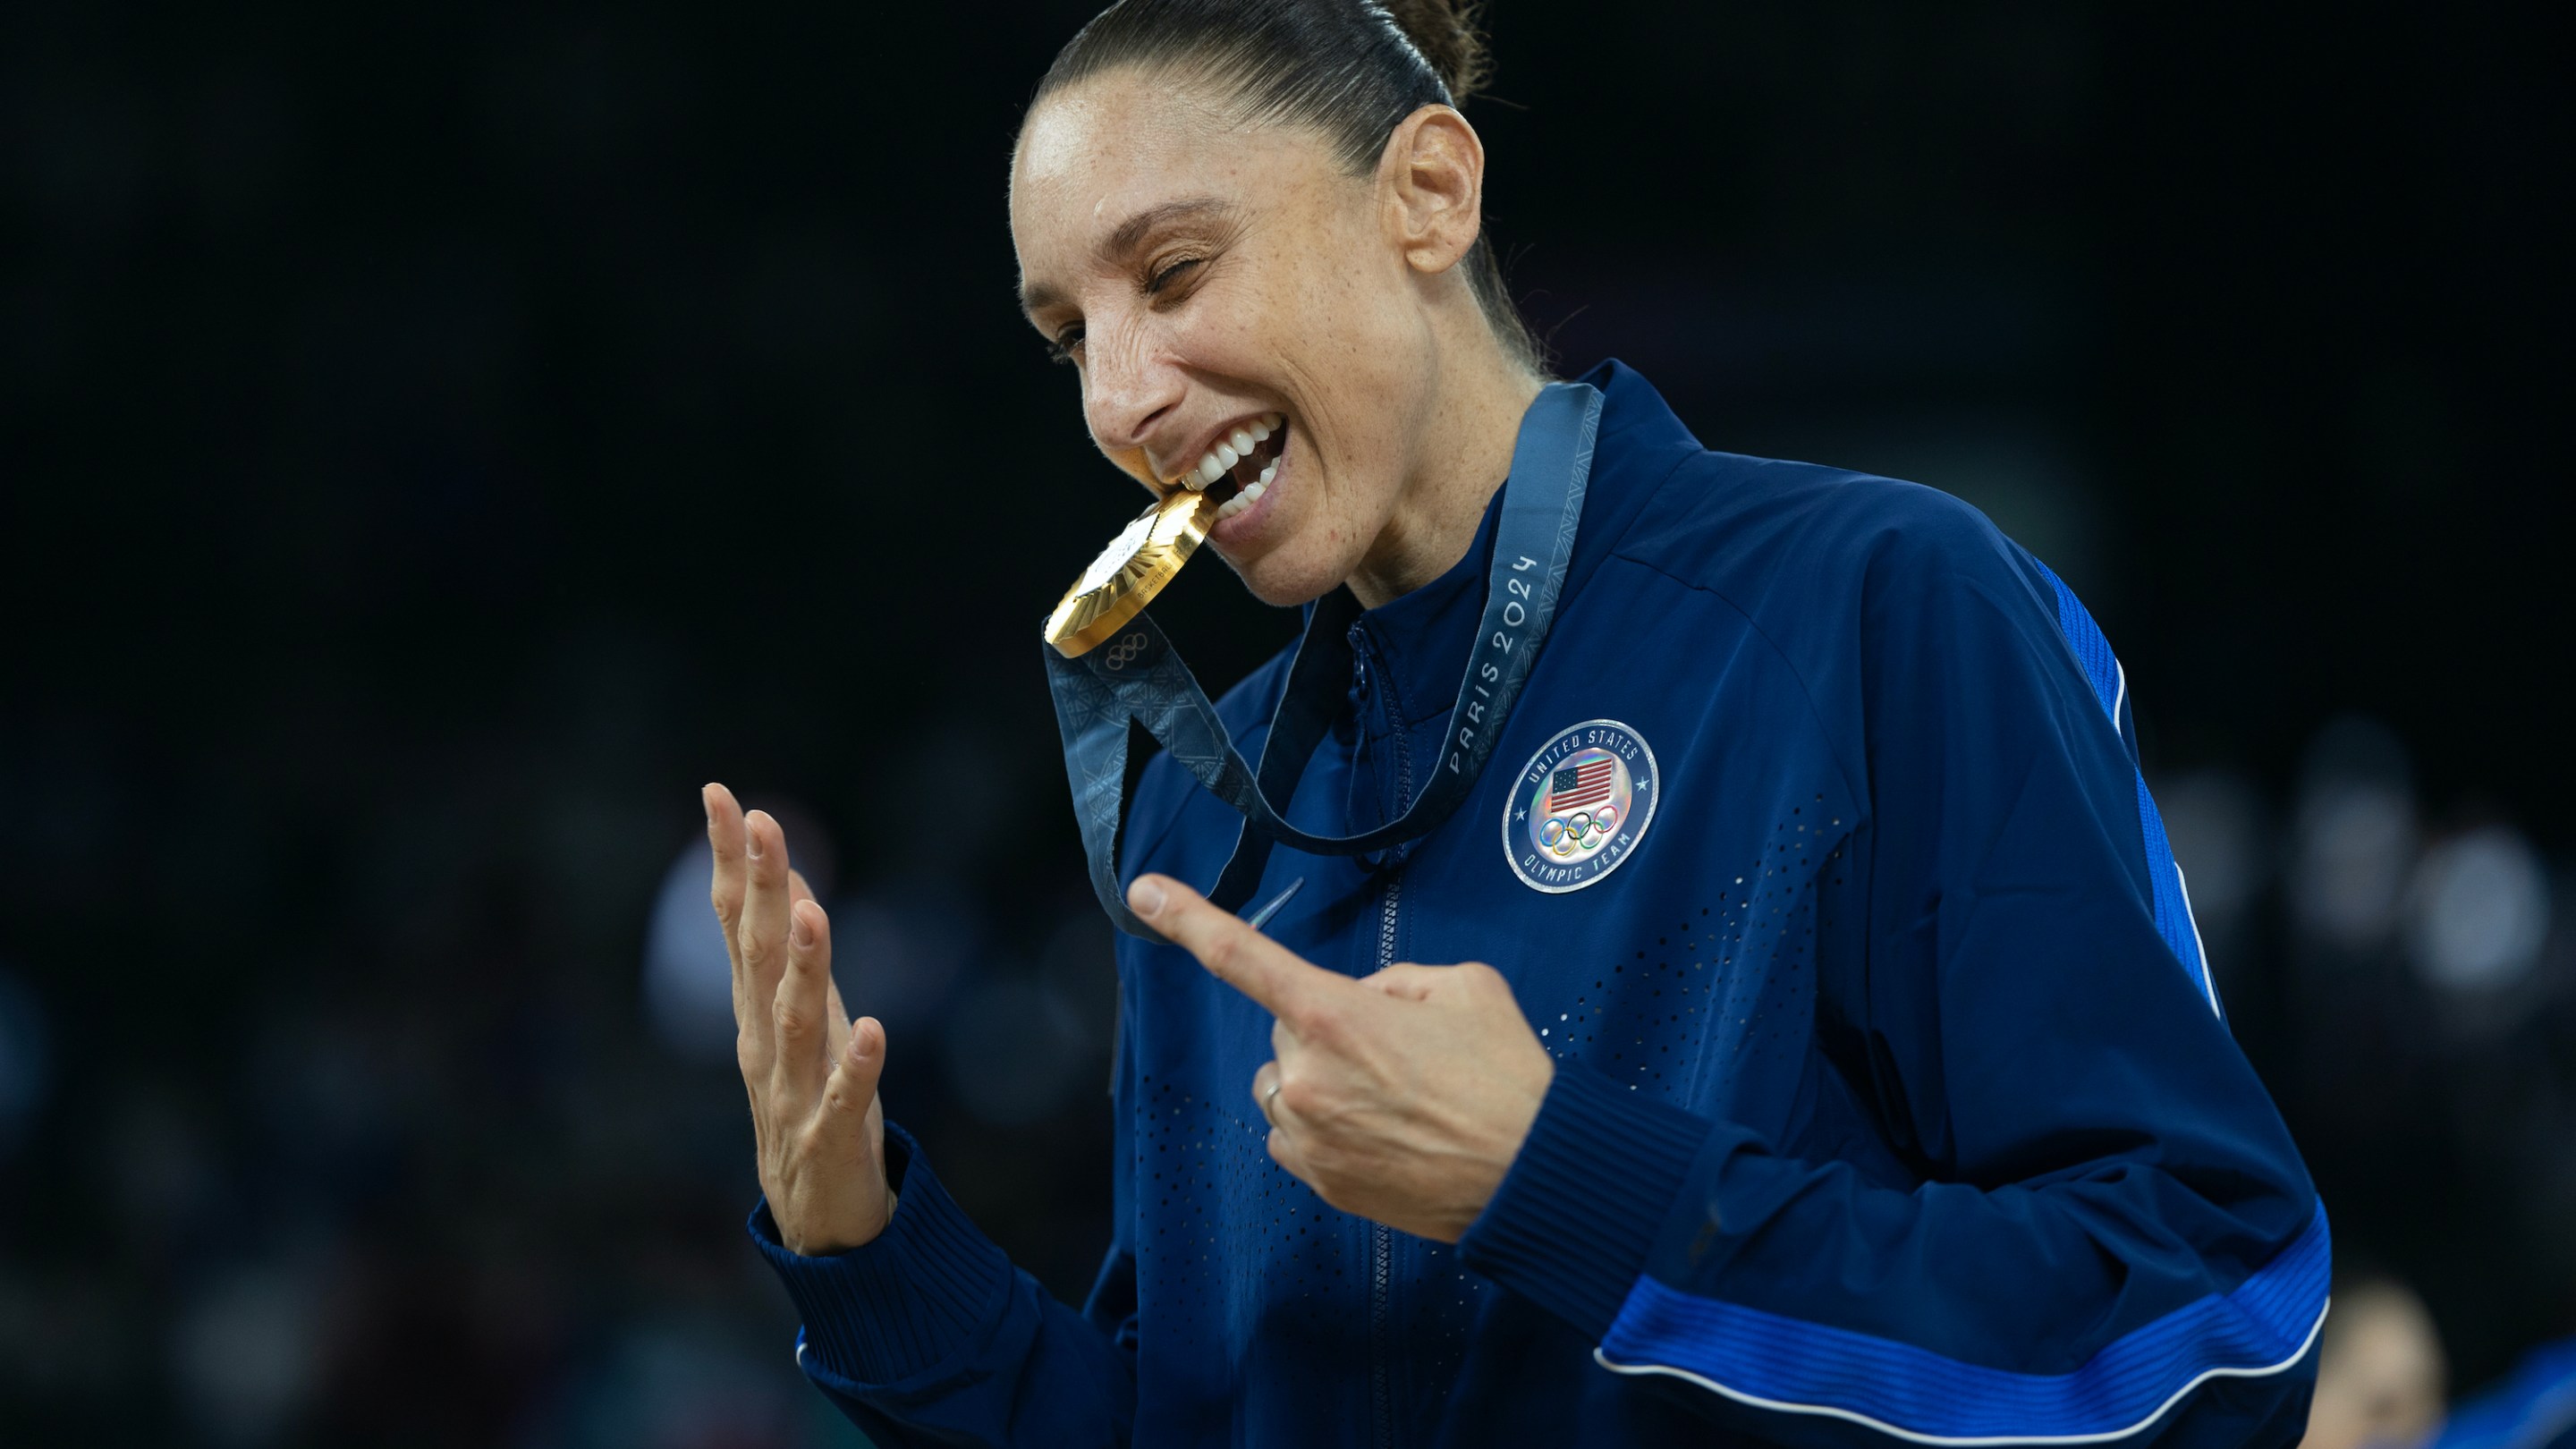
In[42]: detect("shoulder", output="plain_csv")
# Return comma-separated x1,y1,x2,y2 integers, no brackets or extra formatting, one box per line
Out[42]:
1603,445,2089,770
1623,447,2051,617
1638,445,2039,597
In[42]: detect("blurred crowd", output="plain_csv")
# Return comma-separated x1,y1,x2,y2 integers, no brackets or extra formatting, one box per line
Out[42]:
0,743,1125,1447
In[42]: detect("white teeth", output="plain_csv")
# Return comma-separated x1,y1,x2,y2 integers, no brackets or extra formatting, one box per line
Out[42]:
1216,478,1267,521
1257,457,1277,485
1185,416,1286,496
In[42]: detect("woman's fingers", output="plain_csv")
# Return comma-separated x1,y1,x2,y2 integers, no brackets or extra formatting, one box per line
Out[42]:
774,895,837,1098
712,791,896,1252
821,1015,888,1132
738,809,795,1016
823,969,853,1067
1266,1119,1316,1190
1252,1059,1286,1126
791,869,856,1065
707,784,762,1055
705,784,750,966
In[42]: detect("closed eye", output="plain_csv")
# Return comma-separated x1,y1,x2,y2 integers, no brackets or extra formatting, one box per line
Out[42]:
1046,325,1084,366
1146,257,1202,294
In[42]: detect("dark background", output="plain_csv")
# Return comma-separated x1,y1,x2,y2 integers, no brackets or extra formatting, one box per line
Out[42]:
3,3,2568,1444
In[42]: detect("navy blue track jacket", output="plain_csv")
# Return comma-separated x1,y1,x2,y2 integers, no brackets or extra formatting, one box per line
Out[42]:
750,361,2327,1447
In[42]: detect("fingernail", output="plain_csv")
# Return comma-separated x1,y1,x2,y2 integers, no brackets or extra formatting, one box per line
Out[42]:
792,912,814,947
1128,877,1166,918
746,828,764,860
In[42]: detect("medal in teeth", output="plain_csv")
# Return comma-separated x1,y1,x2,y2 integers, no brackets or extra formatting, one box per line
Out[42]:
1044,412,1286,657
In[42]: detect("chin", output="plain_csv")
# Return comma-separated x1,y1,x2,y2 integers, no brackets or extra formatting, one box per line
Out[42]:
1215,540,1352,610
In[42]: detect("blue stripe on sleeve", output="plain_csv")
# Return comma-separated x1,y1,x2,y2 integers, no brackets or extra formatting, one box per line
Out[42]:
2133,773,2220,1015
2027,558,2219,1016
1595,1201,2330,1445
2041,566,2125,732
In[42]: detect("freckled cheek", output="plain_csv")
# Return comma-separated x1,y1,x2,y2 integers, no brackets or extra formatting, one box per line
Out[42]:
1132,287,1246,372
1186,316,1265,369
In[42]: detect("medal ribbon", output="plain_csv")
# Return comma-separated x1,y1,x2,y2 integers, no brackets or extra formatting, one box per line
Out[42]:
1043,381,1601,939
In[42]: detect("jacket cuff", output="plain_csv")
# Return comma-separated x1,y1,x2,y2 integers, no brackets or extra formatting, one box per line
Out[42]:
1458,1060,1716,1340
746,1123,1013,1385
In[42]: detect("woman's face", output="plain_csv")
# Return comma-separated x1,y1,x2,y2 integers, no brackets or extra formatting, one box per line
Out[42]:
1012,71,1454,607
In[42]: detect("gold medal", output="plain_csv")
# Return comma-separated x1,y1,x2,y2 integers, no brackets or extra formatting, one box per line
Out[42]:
1044,488,1216,657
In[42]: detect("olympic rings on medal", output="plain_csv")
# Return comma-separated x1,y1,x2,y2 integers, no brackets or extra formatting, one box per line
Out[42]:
1100,631,1150,671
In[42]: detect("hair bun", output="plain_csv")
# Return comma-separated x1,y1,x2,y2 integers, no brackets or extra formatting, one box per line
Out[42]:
1376,0,1492,105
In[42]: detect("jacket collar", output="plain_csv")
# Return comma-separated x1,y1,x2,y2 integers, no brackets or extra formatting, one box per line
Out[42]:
1352,360,1699,731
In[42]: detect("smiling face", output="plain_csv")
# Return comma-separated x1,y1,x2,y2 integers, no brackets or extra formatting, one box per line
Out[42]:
1012,69,1500,607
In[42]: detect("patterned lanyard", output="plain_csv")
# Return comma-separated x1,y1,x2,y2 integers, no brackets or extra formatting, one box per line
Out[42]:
1043,382,1601,939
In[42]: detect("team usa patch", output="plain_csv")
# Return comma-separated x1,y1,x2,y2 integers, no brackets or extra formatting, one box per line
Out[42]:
1503,719,1658,894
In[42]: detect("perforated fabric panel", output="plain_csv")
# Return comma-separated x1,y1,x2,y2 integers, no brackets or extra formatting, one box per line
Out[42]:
1530,797,1843,1135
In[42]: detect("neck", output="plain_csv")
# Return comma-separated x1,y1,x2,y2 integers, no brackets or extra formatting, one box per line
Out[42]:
1343,343,1544,610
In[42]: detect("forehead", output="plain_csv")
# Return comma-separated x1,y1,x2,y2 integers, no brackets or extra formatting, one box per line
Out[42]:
1011,72,1326,270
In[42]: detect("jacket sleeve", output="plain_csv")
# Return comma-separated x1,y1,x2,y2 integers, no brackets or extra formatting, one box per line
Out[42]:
748,1117,1139,1448
1459,502,2326,1447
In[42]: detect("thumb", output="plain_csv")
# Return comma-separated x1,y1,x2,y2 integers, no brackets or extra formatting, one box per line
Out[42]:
823,1016,887,1130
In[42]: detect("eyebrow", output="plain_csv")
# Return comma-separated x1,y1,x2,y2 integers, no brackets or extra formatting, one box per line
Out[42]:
1019,196,1234,319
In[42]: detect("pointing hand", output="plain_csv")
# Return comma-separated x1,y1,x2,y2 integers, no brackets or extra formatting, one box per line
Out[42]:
1127,873,1553,1243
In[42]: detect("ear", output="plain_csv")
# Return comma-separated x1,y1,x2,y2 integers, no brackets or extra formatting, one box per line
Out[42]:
1381,105,1487,277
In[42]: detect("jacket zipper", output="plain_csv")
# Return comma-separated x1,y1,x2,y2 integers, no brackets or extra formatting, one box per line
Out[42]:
1369,887,1397,1449
1369,686,1411,1449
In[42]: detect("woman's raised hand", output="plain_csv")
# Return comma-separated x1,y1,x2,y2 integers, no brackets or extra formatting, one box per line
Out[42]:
705,783,895,1255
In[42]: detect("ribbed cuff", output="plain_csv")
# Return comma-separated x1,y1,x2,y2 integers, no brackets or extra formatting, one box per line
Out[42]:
1457,1061,1716,1339
746,1123,1015,1385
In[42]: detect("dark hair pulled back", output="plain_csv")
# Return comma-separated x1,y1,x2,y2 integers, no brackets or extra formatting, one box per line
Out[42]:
1033,0,1540,372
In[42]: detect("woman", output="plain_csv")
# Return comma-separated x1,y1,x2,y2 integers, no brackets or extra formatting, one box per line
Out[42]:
704,2,2328,1445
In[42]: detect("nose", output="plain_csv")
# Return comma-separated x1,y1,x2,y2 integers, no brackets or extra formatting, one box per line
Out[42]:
1080,318,1183,472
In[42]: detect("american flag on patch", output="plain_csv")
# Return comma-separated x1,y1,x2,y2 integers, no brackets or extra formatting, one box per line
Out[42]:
1547,756,1617,813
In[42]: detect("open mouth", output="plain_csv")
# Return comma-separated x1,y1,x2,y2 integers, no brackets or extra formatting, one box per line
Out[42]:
1172,412,1286,521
